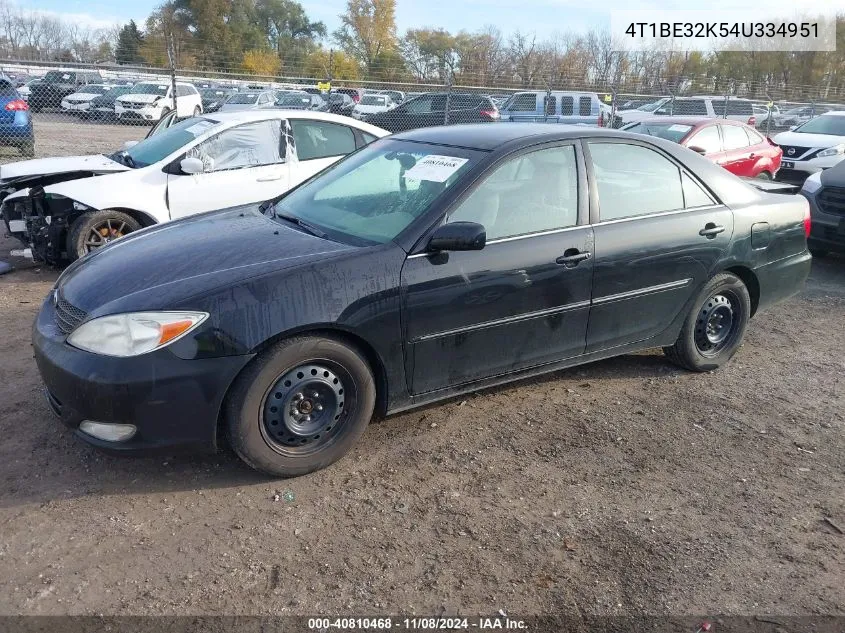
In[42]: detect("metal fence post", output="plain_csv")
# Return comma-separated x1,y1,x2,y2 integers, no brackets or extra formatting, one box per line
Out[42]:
444,68,452,126
167,32,177,114
765,97,772,138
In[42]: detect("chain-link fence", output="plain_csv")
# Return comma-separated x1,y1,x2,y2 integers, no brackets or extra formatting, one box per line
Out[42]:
0,58,842,166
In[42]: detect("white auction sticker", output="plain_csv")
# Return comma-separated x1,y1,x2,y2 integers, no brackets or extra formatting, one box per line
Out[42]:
668,124,692,133
404,155,469,182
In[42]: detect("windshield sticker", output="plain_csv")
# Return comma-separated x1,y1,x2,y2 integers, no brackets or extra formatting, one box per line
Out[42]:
668,124,692,132
404,155,469,182
61,74,70,80
185,121,216,136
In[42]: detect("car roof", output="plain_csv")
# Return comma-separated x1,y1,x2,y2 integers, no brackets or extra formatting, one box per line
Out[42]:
819,110,845,116
394,124,649,151
199,109,390,136
630,116,747,127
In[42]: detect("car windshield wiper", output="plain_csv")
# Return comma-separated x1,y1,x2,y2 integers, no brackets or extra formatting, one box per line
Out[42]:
273,209,328,239
108,151,137,169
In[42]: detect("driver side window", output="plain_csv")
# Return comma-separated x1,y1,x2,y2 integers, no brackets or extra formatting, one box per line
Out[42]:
186,120,282,172
447,145,578,241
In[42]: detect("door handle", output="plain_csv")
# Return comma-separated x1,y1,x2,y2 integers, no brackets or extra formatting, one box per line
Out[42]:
699,223,726,238
256,175,283,182
556,249,592,266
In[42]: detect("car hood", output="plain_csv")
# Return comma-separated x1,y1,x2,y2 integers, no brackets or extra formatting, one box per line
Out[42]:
772,130,845,149
116,94,161,105
57,205,356,316
0,154,128,183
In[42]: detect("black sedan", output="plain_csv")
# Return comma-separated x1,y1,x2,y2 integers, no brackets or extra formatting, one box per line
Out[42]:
33,125,812,477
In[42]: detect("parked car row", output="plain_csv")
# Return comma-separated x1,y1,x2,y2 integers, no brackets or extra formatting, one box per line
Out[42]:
9,122,810,479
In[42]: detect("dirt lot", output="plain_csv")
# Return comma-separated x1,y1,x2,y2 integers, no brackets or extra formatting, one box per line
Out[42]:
0,228,842,619
0,115,843,620
0,113,147,162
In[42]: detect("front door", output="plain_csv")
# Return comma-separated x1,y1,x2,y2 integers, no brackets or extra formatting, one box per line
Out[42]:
288,118,360,187
167,119,289,219
584,139,734,352
401,143,593,394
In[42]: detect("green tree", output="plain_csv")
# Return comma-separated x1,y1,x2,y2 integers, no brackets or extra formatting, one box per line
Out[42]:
256,0,326,72
333,0,397,72
115,19,145,65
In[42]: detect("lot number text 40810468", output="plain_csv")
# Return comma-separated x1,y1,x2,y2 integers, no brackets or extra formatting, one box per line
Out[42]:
307,617,529,630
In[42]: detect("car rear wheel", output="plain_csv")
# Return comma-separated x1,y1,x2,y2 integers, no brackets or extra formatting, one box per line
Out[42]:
226,335,376,477
66,210,142,261
756,171,772,180
663,272,751,372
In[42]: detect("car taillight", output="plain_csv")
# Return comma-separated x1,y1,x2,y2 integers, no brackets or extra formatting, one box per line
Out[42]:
5,99,28,111
803,200,811,239
748,115,756,126
480,109,499,121
352,94,360,103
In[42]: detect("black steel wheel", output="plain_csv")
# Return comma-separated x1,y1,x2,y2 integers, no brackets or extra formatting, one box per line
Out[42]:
66,210,142,261
260,362,352,455
664,272,751,372
226,335,376,477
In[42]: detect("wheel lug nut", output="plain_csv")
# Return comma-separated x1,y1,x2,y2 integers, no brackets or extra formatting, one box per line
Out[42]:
315,404,323,411
294,392,303,400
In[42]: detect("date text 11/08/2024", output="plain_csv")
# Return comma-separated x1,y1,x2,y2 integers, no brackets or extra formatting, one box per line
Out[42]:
308,617,528,630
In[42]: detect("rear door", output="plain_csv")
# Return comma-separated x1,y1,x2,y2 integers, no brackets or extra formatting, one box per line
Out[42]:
719,123,754,176
167,119,288,219
584,139,734,352
402,142,593,393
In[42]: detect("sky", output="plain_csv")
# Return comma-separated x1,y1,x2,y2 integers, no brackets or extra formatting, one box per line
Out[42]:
13,0,840,39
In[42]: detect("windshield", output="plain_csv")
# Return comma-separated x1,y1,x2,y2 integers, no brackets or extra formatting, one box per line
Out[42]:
277,94,310,106
42,71,75,83
130,83,168,96
201,88,228,99
794,115,845,136
361,95,387,106
271,140,480,245
104,86,131,98
116,117,219,168
79,85,110,95
623,121,693,143
637,99,668,112
227,92,259,104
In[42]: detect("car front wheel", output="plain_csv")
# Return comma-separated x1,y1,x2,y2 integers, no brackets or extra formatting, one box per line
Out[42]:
663,272,751,372
226,335,376,477
66,210,142,261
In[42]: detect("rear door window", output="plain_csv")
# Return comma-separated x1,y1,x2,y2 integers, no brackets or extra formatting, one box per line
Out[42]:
578,96,592,116
560,96,574,116
509,93,538,112
589,142,684,220
686,126,722,153
720,125,750,150
291,119,357,160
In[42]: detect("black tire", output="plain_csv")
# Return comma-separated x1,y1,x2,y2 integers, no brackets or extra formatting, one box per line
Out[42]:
66,209,141,261
20,141,34,158
226,335,376,477
809,248,828,258
663,272,751,372
756,171,772,180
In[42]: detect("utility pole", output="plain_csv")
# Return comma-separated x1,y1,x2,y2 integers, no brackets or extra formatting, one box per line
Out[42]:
328,48,334,97
166,32,177,114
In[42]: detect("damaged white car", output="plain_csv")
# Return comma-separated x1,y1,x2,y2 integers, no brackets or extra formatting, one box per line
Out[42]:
0,110,388,263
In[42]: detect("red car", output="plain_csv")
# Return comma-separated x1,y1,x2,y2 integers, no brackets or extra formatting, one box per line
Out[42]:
621,117,782,179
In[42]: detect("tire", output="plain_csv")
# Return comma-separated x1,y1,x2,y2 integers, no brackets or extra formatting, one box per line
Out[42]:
756,171,772,180
226,335,376,477
20,141,34,158
66,210,142,261
663,272,751,372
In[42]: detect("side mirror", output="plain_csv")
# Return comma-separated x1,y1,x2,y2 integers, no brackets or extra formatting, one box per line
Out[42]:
180,157,205,175
123,140,138,150
427,222,486,252
688,146,707,155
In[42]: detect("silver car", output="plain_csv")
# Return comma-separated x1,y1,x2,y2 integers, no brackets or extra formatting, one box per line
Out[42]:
220,90,277,112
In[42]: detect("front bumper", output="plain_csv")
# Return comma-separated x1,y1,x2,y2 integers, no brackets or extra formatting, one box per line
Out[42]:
115,104,162,121
776,156,844,185
33,296,253,455
61,101,90,113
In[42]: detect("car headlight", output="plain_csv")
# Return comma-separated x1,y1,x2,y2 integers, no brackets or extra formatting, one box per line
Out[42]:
67,311,208,357
817,144,845,158
801,172,822,194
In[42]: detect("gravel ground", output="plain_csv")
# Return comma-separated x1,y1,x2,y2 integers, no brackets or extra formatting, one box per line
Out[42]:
0,114,843,622
0,113,147,163
0,236,842,619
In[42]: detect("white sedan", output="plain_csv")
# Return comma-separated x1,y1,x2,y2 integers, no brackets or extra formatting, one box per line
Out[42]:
60,84,113,114
0,111,389,263
351,94,396,120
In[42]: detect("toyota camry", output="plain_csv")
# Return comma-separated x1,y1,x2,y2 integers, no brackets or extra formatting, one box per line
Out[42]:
33,124,812,477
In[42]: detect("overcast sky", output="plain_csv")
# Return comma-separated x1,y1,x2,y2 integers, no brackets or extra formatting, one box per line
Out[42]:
13,0,840,39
